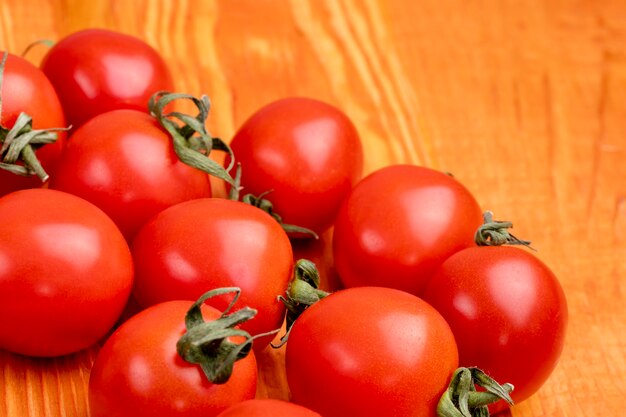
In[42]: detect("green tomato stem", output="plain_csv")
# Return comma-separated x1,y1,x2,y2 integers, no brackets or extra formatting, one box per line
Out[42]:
0,52,68,182
242,191,319,239
148,91,236,186
20,39,55,58
437,367,514,417
474,211,534,249
272,259,330,348
176,287,259,385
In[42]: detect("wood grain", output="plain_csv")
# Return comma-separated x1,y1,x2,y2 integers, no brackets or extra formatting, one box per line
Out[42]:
1,0,625,416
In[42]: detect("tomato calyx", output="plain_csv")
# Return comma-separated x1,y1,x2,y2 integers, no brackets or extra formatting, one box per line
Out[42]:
273,259,329,348
241,191,319,239
149,91,236,187
474,211,534,249
226,164,318,238
176,287,273,384
0,52,68,182
437,367,514,417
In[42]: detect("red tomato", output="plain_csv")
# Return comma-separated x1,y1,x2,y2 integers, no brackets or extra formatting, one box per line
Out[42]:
48,109,211,241
421,246,568,412
0,52,66,196
332,164,483,295
285,286,459,417
229,97,363,234
216,399,321,417
0,189,133,357
131,198,293,350
89,300,257,417
40,28,173,129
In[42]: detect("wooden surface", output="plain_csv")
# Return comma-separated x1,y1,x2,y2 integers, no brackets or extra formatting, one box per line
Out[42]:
1,0,625,416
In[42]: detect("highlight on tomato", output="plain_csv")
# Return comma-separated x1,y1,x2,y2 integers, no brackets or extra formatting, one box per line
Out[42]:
278,263,459,417
40,28,174,129
216,399,322,417
332,164,483,296
89,288,259,417
131,198,293,351
229,97,364,235
48,92,235,241
422,213,568,413
0,188,133,357
0,51,67,196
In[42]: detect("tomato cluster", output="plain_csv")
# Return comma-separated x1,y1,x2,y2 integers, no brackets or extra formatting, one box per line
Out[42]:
0,29,567,417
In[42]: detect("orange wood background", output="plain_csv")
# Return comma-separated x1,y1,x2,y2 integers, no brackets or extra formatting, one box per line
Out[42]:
1,0,625,416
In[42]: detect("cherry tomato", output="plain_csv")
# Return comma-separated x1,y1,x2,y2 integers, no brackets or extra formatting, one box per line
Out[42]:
89,300,257,417
131,198,293,350
285,286,459,417
229,97,363,234
421,246,568,412
216,399,321,417
40,28,173,129
0,189,133,357
48,109,211,241
332,164,483,295
0,52,66,196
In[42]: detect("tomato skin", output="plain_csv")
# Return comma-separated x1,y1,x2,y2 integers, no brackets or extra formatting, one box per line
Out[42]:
286,286,459,417
48,109,211,241
216,399,322,417
40,28,173,129
421,246,568,411
332,164,483,295
0,189,133,357
131,198,293,350
89,300,257,417
229,97,364,234
0,52,66,196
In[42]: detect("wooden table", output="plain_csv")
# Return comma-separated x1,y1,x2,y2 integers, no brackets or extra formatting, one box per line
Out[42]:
1,1,624,416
